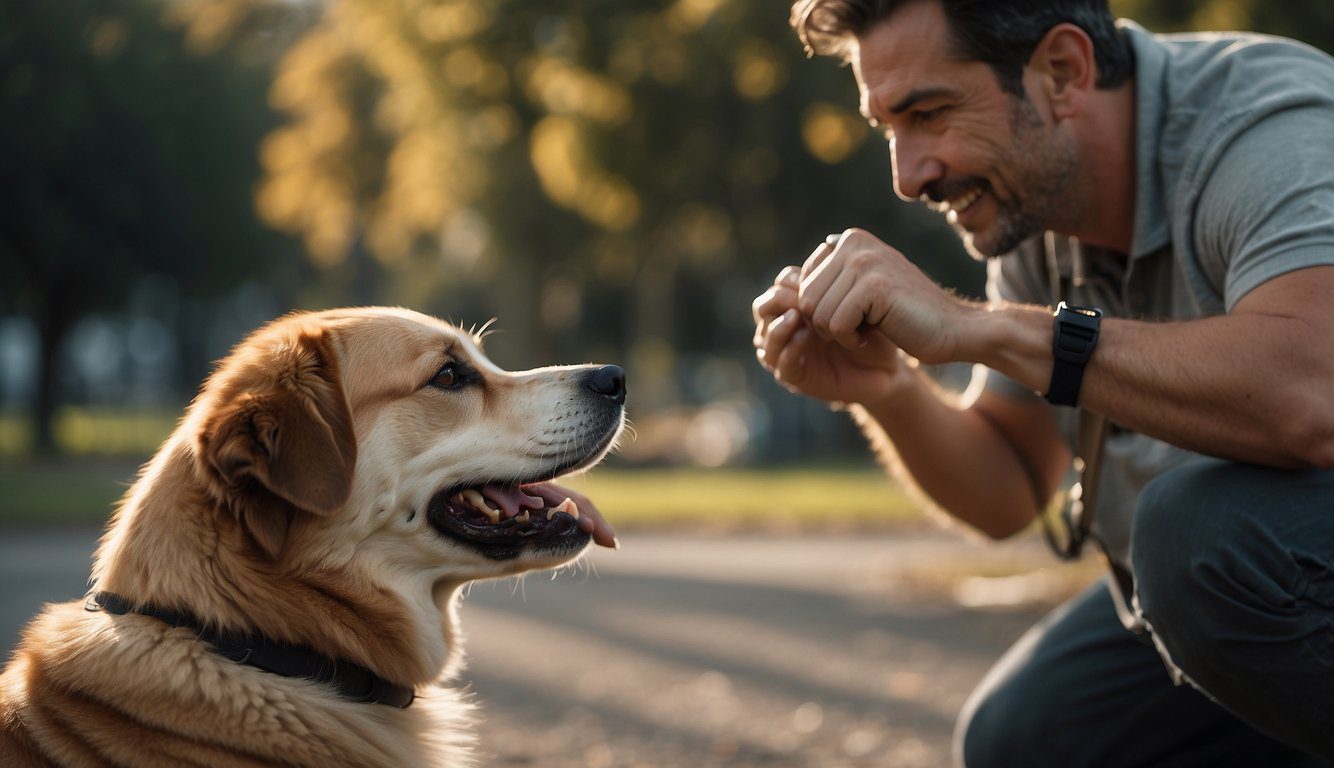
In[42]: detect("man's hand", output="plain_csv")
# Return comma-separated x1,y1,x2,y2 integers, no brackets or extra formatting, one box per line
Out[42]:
752,261,908,407
797,228,974,365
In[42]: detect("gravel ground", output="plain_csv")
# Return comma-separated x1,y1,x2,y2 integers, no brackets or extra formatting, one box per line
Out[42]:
0,529,1096,768
457,534,1094,768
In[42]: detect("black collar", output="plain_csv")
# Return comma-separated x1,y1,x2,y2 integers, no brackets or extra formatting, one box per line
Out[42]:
87,591,415,709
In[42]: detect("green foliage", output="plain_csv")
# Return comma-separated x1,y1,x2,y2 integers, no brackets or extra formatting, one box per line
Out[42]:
8,0,1333,458
209,0,980,378
1113,0,1334,53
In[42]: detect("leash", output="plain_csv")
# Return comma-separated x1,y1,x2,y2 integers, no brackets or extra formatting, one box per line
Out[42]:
85,591,415,708
1043,236,1144,632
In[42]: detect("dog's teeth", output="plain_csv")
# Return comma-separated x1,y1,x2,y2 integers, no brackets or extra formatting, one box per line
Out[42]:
546,498,580,521
517,511,530,523
461,489,500,523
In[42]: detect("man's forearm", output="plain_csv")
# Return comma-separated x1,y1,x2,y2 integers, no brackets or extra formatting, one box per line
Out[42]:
968,288,1334,469
851,365,1044,538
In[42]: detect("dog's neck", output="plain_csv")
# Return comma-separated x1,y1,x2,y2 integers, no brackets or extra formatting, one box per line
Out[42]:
91,434,446,688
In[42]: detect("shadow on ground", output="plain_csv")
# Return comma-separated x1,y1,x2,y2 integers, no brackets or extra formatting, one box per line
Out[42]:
0,530,1078,768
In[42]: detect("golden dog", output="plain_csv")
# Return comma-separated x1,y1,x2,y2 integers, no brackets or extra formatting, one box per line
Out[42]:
0,307,625,767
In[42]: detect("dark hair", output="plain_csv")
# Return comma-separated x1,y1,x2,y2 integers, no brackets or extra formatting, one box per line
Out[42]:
790,0,1134,95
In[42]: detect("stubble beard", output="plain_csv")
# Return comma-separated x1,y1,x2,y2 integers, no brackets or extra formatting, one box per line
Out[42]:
960,96,1079,261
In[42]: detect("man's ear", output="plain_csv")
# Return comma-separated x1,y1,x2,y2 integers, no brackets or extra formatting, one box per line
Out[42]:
199,329,357,558
1028,22,1096,119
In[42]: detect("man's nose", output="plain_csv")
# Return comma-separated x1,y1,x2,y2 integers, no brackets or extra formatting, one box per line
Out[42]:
890,136,944,203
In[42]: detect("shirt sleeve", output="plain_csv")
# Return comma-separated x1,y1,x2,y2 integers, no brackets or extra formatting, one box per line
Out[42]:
1193,104,1334,311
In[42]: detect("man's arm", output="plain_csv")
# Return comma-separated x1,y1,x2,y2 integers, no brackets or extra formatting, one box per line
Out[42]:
970,265,1334,469
754,263,1069,538
798,230,1334,470
851,375,1070,538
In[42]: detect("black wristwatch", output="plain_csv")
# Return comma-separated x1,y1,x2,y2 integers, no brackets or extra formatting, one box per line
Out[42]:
1046,302,1102,407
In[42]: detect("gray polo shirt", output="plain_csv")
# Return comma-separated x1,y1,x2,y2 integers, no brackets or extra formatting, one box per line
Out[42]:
985,22,1334,571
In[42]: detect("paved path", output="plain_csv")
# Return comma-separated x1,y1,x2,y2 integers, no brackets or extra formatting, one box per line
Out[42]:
0,529,1085,767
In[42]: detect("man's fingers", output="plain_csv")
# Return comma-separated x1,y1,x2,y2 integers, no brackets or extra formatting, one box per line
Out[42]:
798,248,844,338
773,325,812,386
801,238,837,281
763,309,803,372
828,287,879,350
754,284,798,321
752,286,775,325
755,308,801,372
809,269,865,348
752,268,801,324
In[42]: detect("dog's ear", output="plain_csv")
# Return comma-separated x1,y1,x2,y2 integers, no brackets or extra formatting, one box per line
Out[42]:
199,328,357,558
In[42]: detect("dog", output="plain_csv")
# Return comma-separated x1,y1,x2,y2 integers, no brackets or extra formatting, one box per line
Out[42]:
0,307,626,767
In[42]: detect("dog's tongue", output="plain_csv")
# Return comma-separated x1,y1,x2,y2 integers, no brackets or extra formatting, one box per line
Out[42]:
480,485,545,518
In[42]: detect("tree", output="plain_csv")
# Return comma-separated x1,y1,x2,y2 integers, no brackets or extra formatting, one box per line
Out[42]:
171,0,977,385
1114,0,1334,53
0,0,294,453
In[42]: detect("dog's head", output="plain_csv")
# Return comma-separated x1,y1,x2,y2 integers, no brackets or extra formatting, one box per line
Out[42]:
192,307,624,582
86,306,623,707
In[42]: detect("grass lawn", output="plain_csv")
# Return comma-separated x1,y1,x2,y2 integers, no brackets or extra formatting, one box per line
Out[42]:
1,409,929,531
0,460,926,531
562,468,926,533
0,459,144,525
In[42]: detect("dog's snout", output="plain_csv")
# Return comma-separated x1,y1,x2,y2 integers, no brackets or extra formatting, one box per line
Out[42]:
584,365,626,405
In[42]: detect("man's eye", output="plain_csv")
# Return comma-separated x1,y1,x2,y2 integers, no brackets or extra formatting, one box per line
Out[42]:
431,363,464,389
918,106,948,123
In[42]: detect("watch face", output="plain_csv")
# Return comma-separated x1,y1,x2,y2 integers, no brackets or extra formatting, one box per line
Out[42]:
1056,301,1103,319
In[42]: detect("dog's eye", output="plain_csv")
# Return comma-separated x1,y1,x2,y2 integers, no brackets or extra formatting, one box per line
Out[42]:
430,363,464,390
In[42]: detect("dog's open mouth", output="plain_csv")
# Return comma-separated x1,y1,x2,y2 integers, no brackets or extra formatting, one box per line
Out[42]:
426,482,590,559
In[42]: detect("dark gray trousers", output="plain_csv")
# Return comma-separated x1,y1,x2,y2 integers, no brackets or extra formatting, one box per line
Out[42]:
956,460,1334,767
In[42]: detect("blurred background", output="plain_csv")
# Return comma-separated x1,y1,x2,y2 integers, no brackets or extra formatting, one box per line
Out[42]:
3,0,1333,497
4,2,1333,765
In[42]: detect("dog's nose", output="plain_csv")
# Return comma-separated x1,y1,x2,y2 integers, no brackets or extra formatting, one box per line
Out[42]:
585,365,626,405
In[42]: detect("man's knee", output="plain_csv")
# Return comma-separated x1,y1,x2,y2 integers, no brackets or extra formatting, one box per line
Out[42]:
1130,460,1334,756
1131,461,1271,646
1131,459,1313,630
1129,460,1224,594
955,676,1052,768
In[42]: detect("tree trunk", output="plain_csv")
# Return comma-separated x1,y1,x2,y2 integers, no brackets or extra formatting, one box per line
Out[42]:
32,292,72,457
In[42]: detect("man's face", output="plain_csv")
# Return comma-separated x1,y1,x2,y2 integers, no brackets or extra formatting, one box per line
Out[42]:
851,0,1079,259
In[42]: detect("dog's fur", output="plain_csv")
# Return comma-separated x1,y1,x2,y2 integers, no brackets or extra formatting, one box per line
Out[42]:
0,307,624,767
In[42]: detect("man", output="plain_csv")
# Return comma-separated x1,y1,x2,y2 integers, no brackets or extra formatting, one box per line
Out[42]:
752,0,1334,765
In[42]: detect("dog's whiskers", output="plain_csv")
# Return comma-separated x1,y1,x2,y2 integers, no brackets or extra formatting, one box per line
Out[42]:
518,430,559,459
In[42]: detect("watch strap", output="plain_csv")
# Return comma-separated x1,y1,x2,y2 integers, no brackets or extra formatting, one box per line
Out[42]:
1047,354,1086,406
1046,302,1102,407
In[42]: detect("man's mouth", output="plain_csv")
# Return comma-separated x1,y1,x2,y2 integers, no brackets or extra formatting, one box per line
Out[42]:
926,178,990,225
946,187,985,220
426,481,593,560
